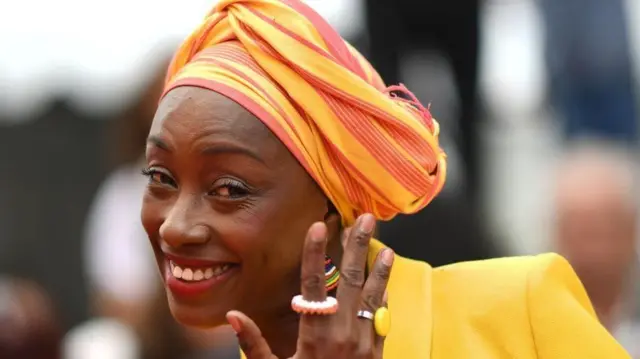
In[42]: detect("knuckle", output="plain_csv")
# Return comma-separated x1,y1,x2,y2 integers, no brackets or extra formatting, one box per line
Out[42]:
341,268,365,288
333,336,358,353
352,228,372,246
307,237,325,253
373,265,391,282
302,273,324,289
299,337,316,353
300,331,327,352
362,293,381,311
356,345,374,359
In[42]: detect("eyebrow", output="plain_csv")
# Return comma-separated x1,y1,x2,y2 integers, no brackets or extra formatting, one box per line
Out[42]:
147,136,172,151
146,135,265,164
201,144,266,164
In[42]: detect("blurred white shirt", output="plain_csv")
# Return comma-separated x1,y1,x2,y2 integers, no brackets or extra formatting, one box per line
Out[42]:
84,162,158,304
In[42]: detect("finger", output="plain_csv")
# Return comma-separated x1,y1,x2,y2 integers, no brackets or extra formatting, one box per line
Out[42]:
340,227,352,248
227,311,276,359
336,214,376,309
358,249,393,354
298,223,333,343
360,249,393,313
300,222,328,302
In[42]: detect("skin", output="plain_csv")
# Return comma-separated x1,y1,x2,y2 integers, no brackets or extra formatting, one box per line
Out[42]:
141,86,391,358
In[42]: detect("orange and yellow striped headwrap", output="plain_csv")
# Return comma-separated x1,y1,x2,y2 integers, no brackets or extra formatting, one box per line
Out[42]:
163,0,447,225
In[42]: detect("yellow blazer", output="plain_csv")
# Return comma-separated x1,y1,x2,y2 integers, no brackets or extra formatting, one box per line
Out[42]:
368,240,630,358
241,239,630,358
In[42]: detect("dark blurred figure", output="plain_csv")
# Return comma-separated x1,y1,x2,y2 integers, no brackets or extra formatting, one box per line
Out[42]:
0,276,62,359
365,0,481,203
379,197,501,267
541,0,638,144
552,141,640,356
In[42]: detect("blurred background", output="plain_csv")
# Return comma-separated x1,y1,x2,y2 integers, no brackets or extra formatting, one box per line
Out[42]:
0,0,638,358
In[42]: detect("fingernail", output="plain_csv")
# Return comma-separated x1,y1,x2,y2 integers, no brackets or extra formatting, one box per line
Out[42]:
310,222,327,241
382,249,394,266
360,214,375,234
227,314,242,334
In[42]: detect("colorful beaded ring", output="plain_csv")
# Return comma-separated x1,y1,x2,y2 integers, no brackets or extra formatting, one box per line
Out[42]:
291,295,339,315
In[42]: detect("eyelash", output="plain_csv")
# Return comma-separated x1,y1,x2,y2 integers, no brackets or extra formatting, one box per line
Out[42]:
141,168,176,187
209,178,251,199
141,168,251,199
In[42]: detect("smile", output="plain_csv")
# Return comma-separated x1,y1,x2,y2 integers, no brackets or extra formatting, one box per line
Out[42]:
170,261,231,282
163,256,239,297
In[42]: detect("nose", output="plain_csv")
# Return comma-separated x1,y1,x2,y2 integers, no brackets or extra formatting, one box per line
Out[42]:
159,195,211,248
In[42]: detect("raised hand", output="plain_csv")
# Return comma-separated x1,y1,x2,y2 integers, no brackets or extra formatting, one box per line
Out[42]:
228,213,393,359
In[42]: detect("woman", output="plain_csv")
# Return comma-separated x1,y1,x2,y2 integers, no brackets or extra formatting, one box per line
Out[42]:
141,0,629,357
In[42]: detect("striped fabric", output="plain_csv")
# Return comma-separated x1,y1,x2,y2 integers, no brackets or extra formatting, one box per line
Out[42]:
163,0,447,225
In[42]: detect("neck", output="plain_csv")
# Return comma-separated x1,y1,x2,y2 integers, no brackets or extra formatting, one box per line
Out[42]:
579,269,628,329
253,229,346,358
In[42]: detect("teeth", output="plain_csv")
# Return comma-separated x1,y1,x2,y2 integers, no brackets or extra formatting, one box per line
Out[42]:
172,266,183,278
170,261,230,282
194,269,204,281
204,268,214,279
182,268,193,280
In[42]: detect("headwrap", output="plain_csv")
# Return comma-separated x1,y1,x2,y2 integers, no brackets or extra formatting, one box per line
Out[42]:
163,0,447,225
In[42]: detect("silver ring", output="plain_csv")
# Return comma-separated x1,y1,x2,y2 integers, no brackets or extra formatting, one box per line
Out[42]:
356,310,374,320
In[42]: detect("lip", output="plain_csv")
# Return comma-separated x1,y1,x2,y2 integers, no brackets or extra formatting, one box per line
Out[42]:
164,259,238,297
164,253,233,267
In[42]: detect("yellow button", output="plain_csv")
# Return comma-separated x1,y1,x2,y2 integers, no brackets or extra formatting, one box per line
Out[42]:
374,307,391,337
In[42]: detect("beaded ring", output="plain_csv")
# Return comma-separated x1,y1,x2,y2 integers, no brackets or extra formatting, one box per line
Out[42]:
325,255,340,291
291,295,339,315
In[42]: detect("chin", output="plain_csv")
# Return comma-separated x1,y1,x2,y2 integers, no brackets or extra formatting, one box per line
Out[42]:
167,293,231,328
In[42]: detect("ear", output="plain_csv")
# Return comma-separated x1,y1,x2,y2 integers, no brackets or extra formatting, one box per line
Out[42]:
323,201,341,243
323,200,338,220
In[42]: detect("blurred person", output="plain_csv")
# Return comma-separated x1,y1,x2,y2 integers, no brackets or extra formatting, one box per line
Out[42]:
541,0,638,144
379,197,502,266
364,0,481,203
0,276,63,359
83,57,237,358
552,140,640,356
139,1,627,357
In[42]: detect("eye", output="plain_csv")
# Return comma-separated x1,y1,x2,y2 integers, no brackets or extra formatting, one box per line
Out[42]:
209,178,250,199
141,167,177,188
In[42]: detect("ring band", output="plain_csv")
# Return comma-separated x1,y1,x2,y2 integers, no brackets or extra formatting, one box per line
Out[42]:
357,310,374,320
291,295,338,315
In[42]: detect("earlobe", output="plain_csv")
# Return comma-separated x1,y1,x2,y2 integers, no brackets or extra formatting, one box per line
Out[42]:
324,201,338,220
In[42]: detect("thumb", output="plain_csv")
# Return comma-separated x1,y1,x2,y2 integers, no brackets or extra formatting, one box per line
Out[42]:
227,311,277,359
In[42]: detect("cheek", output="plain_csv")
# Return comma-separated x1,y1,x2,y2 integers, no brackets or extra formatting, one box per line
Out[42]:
140,192,166,244
226,193,324,270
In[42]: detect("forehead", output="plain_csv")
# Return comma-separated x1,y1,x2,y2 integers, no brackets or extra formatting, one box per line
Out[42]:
150,86,281,157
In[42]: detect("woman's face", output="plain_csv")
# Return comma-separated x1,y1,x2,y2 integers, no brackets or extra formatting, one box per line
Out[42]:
141,86,329,327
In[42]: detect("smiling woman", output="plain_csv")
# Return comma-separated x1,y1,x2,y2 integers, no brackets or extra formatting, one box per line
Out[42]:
140,0,630,358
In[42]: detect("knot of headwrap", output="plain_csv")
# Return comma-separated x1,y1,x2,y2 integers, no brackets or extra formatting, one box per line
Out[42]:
163,0,447,225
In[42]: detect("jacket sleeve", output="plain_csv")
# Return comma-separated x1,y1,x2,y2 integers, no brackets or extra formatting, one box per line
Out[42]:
527,253,630,358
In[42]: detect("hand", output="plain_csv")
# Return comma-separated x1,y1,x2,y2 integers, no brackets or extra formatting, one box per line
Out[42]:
227,213,393,359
